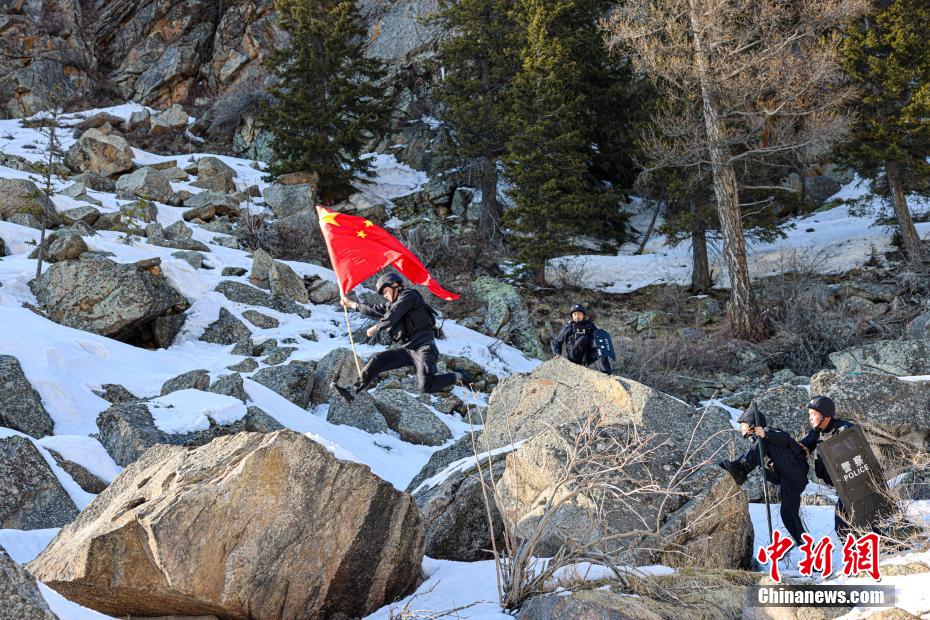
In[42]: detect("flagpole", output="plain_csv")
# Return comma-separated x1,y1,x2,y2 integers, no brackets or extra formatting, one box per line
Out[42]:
340,285,364,382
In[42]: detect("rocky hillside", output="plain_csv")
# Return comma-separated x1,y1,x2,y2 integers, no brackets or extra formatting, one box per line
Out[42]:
0,102,928,618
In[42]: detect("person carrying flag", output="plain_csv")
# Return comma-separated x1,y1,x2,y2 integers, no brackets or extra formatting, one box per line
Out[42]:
335,272,470,400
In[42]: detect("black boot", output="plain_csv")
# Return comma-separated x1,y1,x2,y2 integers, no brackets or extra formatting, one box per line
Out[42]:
719,460,748,486
332,382,355,403
454,369,473,387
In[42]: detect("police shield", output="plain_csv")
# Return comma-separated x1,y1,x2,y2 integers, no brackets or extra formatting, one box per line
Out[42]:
594,328,616,361
818,425,893,529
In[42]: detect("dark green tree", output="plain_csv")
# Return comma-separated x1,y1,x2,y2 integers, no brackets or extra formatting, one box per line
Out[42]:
260,0,393,201
840,0,930,260
432,0,521,233
503,0,631,280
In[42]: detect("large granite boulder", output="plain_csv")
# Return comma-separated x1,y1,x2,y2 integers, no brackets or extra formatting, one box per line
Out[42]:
199,308,252,345
327,391,391,434
191,156,236,193
412,359,751,568
29,257,188,343
0,435,78,529
0,548,57,620
95,395,283,467
64,128,135,176
829,339,930,377
263,182,317,219
29,431,424,619
0,356,54,438
250,363,316,409
372,389,451,446
0,178,59,226
214,280,311,318
269,260,309,304
311,348,359,404
115,166,173,203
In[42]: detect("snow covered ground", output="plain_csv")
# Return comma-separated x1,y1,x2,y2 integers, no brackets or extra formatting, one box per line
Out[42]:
548,179,930,293
1,105,927,619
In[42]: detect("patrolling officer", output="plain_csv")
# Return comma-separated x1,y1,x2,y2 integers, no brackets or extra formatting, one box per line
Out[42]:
337,272,470,399
719,404,810,545
551,304,612,374
798,395,856,537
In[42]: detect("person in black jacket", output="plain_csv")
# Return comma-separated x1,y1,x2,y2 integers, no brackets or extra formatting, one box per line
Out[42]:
797,395,856,537
551,304,611,374
719,404,810,545
337,272,469,399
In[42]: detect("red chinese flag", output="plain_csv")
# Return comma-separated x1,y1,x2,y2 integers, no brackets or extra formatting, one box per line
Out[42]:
316,206,459,301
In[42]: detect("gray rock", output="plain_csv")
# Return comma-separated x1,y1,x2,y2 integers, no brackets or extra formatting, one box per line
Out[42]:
327,391,390,434
171,250,204,269
92,211,122,231
406,433,478,493
59,205,101,226
0,547,57,620
311,348,360,404
0,356,54,438
254,338,279,357
251,363,316,409
249,248,274,288
95,402,284,467
209,373,247,402
263,182,317,219
829,339,930,376
372,389,452,446
696,297,723,325
192,156,236,193
164,220,193,241
150,104,188,134
116,166,173,203
751,384,811,437
46,234,88,262
306,277,342,304
474,276,545,359
182,191,239,216
200,308,251,345
72,172,116,193
47,448,108,495
805,175,842,207
264,346,296,365
30,257,188,342
0,435,79,528
7,212,42,229
150,236,211,253
96,384,139,405
0,178,59,226
214,280,311,318
231,338,254,356
211,235,239,249
160,369,210,395
636,310,669,332
228,358,258,373
241,309,279,329
64,128,134,176
127,109,151,130
222,266,247,277
269,260,308,303
906,311,930,339
152,313,187,349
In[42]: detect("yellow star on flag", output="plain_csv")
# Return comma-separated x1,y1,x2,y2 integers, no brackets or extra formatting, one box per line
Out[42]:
319,208,341,227
356,230,367,238
363,220,374,227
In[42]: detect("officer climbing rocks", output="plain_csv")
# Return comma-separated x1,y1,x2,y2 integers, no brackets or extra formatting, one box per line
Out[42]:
719,404,810,546
333,272,470,402
798,395,857,538
551,304,612,374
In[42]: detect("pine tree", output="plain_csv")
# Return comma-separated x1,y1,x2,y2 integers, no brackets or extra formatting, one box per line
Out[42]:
432,0,520,233
260,0,392,201
503,0,625,280
840,0,930,260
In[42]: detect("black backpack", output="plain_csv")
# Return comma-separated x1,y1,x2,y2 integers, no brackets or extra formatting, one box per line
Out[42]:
393,291,446,341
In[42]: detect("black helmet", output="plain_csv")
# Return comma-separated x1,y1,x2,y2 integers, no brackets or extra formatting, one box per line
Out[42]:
376,272,404,294
807,395,835,418
570,303,587,317
737,403,766,428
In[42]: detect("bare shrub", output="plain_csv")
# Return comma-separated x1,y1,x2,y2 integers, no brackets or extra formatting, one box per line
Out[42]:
209,76,268,137
463,392,735,611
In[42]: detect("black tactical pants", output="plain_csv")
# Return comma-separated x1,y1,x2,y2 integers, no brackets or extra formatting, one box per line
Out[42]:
359,343,457,393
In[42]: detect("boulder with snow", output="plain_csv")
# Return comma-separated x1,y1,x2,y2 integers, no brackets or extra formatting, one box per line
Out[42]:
250,363,316,409
0,178,59,226
307,276,342,304
65,127,135,176
199,308,252,345
28,430,424,619
115,166,173,203
45,233,88,262
149,103,189,135
95,392,282,467
209,373,247,402
372,389,451,446
30,257,189,344
474,276,546,359
249,248,274,288
413,359,751,568
263,182,317,219
59,204,101,226
46,449,109,495
160,369,210,395
310,348,359,404
191,156,236,193
0,548,57,620
0,435,78,529
153,313,188,349
327,390,390,434
242,309,279,329
829,339,930,377
269,260,309,304
214,280,311,318
0,355,55,438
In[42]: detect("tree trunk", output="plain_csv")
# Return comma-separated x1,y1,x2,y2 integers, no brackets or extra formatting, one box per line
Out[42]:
636,199,662,255
690,199,712,292
885,160,924,261
688,0,767,341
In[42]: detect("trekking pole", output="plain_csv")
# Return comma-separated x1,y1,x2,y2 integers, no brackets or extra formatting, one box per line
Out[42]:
755,408,774,544
339,285,364,381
